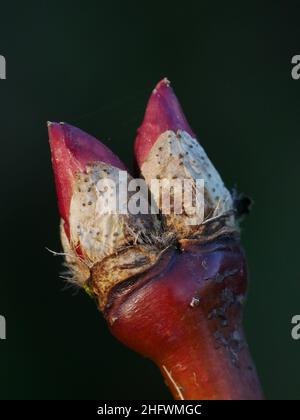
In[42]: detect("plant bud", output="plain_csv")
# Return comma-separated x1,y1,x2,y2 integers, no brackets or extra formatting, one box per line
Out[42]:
135,79,235,239
48,122,161,309
48,80,263,400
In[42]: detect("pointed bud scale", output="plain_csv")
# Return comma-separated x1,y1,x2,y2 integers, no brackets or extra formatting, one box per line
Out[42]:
135,79,235,239
48,122,126,230
135,78,195,167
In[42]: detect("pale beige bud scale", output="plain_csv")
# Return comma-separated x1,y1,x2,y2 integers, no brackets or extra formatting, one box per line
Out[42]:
61,162,162,307
141,130,235,238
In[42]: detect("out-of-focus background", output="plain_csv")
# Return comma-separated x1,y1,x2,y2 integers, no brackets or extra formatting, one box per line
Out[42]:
0,0,299,399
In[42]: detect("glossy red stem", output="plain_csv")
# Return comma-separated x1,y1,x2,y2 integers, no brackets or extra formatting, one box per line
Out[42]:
105,236,263,400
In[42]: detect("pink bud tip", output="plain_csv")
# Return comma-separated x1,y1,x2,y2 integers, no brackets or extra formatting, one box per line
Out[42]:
134,78,196,168
48,122,125,234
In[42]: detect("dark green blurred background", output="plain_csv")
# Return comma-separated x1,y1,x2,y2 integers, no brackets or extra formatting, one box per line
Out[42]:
0,0,299,400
